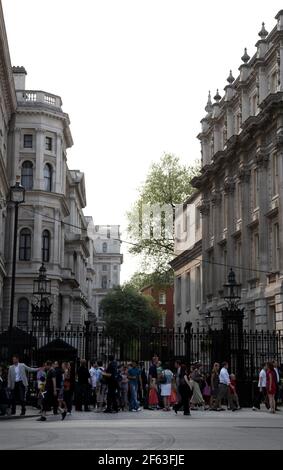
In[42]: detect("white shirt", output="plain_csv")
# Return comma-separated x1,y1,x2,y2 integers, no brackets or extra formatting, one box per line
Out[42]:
274,368,280,384
89,367,97,388
219,367,230,385
258,369,266,388
14,364,22,382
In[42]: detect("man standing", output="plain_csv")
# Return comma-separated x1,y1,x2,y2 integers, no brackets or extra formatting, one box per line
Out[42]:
218,362,236,410
103,355,119,413
89,362,99,409
128,361,142,412
53,361,63,415
8,354,40,416
253,363,269,411
77,359,90,412
273,359,281,411
174,360,182,402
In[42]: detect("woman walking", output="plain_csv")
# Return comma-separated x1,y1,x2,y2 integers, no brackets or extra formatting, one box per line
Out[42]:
210,363,221,410
62,362,73,414
266,362,277,413
173,365,193,416
160,363,173,411
190,363,205,410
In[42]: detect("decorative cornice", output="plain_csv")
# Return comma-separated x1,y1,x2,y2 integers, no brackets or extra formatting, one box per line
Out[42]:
198,198,210,215
238,164,251,182
255,148,269,167
210,189,222,205
223,177,235,193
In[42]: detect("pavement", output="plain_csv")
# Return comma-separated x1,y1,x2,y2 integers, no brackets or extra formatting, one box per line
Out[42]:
0,407,283,450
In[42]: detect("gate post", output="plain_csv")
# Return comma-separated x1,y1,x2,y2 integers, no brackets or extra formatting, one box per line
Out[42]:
185,322,192,366
84,321,91,363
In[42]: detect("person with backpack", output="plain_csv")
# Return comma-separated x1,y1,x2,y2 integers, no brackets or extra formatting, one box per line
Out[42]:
159,363,174,411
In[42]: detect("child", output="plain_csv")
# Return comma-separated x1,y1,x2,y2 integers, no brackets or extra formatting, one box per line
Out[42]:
229,373,240,410
148,379,159,409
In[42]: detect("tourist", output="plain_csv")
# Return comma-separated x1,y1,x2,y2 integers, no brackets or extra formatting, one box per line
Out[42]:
190,362,205,410
8,354,40,416
210,362,221,410
228,374,239,411
89,361,99,409
252,363,269,411
203,374,212,409
272,359,281,411
37,361,66,421
36,364,46,411
173,364,192,416
139,362,148,407
128,360,142,412
53,361,63,415
0,365,9,416
77,359,90,412
120,365,129,411
62,362,73,414
103,355,119,413
159,363,173,411
266,362,277,413
96,361,107,411
218,362,231,410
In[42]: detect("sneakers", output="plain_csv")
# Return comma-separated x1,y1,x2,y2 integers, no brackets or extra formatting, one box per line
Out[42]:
252,407,257,411
37,416,47,422
61,411,67,421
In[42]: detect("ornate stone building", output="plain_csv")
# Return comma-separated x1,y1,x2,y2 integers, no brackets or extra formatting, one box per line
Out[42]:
192,11,283,331
0,1,17,324
170,193,202,330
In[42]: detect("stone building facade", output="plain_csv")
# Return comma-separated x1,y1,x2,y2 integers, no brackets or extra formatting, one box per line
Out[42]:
170,193,202,330
0,1,16,325
192,11,283,331
87,224,123,325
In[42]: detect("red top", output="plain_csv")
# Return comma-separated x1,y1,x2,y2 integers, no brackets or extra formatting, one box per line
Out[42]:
266,369,277,395
229,378,236,395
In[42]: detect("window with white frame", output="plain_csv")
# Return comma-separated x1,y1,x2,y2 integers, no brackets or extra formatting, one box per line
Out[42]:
101,275,108,289
19,228,31,261
21,161,33,190
17,298,29,328
272,153,279,197
102,264,107,271
45,136,52,151
44,163,52,191
23,134,33,148
159,292,166,305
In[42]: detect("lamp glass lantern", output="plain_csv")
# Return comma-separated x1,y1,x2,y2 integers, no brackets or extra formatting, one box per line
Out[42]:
33,264,51,296
10,181,25,204
223,268,241,309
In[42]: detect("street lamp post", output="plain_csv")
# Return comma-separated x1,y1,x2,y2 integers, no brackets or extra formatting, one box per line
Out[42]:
31,263,52,331
9,181,25,330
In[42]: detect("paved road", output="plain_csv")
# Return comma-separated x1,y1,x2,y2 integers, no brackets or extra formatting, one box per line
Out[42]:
0,409,283,450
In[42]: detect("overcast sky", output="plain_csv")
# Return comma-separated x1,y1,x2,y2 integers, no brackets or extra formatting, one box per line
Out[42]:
3,0,283,281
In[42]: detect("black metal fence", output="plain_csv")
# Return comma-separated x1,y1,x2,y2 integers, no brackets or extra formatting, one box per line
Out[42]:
1,325,282,375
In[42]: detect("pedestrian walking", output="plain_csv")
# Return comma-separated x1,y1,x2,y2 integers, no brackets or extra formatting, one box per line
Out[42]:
0,365,10,416
96,361,107,411
159,363,173,411
37,361,66,421
120,365,129,411
229,374,240,411
76,359,90,412
8,354,40,416
53,361,63,415
210,362,221,410
62,362,73,414
128,360,142,412
252,363,269,411
173,364,193,416
190,362,205,410
272,360,281,411
266,362,277,413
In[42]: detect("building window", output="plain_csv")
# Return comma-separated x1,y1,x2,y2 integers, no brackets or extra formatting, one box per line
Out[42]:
195,207,200,230
196,266,201,305
45,136,52,151
102,242,107,253
102,276,108,289
236,182,242,220
175,277,181,313
272,153,279,196
186,272,191,310
268,305,276,331
21,161,33,190
44,163,52,191
102,264,107,271
271,72,278,93
23,134,33,148
107,228,110,239
17,298,29,328
252,232,259,272
249,309,255,331
99,304,104,318
159,292,166,305
113,265,117,270
159,312,166,328
42,230,50,263
19,228,31,261
272,223,279,271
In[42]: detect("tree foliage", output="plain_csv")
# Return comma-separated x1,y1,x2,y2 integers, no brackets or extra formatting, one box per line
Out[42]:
125,270,174,291
100,285,161,340
127,153,200,274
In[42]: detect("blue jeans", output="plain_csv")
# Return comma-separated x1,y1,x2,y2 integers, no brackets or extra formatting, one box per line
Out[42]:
129,383,139,410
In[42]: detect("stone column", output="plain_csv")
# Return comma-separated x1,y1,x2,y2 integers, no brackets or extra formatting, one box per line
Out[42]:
35,129,45,190
223,177,235,271
255,148,269,284
255,297,267,330
238,162,251,287
12,128,21,182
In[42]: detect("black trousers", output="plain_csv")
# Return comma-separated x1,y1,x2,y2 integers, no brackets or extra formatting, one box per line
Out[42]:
175,384,191,414
253,387,269,409
106,382,118,411
63,390,73,413
11,381,26,413
76,384,90,410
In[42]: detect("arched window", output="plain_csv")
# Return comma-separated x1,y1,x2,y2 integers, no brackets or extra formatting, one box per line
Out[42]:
17,298,29,328
21,161,33,190
44,163,52,192
19,228,31,261
102,242,107,253
42,230,50,262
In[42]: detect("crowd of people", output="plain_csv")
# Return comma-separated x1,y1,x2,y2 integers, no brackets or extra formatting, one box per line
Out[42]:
0,354,282,419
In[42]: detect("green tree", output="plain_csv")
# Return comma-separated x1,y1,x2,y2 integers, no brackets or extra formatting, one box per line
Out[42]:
127,153,200,274
125,270,174,291
100,285,161,341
